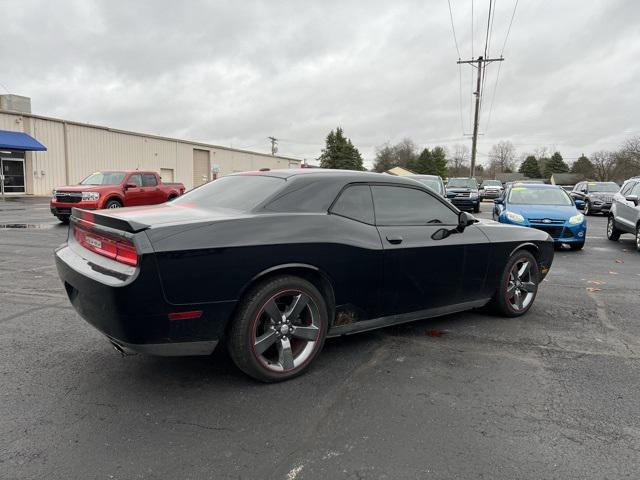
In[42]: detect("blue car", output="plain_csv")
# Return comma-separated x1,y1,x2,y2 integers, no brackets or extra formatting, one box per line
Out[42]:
493,183,587,250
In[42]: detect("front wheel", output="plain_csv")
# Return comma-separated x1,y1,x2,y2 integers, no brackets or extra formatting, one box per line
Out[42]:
569,242,585,251
489,250,539,317
473,203,480,213
105,199,122,209
56,215,70,224
607,215,621,241
227,275,328,382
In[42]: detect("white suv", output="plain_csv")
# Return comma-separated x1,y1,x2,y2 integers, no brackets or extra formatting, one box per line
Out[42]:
608,177,640,251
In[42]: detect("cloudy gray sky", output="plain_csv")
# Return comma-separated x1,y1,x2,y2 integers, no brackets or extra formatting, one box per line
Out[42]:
2,0,640,168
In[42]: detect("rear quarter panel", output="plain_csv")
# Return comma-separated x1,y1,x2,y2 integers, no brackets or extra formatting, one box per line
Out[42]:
147,213,384,320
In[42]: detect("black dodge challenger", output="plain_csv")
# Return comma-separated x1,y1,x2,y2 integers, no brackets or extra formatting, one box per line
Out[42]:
55,169,554,382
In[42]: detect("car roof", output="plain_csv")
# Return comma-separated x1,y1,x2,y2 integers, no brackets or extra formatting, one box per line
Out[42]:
231,168,420,186
408,174,441,179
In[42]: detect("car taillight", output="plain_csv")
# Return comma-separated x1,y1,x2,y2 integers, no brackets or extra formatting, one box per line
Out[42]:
72,221,138,266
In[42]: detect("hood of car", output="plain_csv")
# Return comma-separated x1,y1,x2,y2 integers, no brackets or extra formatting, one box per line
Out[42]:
505,203,580,220
55,185,117,192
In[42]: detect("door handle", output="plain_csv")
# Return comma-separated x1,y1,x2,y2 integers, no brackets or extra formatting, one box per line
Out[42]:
386,235,403,245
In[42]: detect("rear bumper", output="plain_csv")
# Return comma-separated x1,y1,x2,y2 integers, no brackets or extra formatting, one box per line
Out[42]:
55,239,234,356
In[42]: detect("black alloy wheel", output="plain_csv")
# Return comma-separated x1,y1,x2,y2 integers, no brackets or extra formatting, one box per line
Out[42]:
607,215,621,241
490,250,539,317
228,275,328,382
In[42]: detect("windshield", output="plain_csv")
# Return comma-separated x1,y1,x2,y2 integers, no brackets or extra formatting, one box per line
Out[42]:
172,175,285,211
587,182,619,193
482,180,502,187
508,187,573,206
447,178,477,189
80,172,127,185
413,178,443,194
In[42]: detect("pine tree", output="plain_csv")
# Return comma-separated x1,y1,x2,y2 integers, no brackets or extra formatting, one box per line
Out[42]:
543,152,569,178
413,148,437,174
570,154,594,178
518,155,541,178
431,146,448,178
319,127,364,170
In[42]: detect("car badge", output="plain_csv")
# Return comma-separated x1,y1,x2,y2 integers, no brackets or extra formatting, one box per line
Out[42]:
542,218,552,224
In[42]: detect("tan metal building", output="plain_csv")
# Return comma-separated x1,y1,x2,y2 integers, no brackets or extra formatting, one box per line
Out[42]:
0,97,301,196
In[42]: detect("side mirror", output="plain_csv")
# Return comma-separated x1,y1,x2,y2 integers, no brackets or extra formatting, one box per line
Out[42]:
574,199,585,209
457,211,476,233
494,198,503,204
625,195,639,206
124,183,138,189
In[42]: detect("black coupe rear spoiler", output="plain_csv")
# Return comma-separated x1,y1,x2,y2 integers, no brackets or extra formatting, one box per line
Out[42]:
72,208,150,233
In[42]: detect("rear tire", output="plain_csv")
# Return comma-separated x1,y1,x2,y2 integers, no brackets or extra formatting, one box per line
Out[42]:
607,215,621,241
105,199,122,209
227,275,329,382
489,250,539,317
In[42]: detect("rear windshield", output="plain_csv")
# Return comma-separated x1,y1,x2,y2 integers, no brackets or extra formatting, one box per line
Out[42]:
447,178,477,189
413,178,443,194
172,175,285,211
508,187,572,206
587,182,619,193
80,172,126,185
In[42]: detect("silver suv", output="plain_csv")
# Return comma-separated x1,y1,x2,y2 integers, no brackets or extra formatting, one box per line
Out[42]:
608,177,640,251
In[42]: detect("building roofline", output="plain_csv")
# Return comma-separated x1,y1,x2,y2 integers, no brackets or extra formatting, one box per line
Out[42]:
0,109,302,163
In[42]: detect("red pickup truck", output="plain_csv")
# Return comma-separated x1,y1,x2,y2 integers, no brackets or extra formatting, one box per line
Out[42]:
50,170,185,223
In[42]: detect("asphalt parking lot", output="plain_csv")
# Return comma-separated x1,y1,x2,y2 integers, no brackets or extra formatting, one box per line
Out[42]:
1,197,639,480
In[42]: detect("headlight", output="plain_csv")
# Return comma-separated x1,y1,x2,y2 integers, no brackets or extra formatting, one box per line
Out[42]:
469,192,478,199
52,189,57,196
505,211,525,223
82,191,100,201
569,213,584,224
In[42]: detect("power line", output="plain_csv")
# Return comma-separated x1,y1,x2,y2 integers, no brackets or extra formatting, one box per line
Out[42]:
483,0,519,134
447,0,461,59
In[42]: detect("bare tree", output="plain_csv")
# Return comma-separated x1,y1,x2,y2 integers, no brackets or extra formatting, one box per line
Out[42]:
488,141,517,176
448,144,469,177
591,151,617,181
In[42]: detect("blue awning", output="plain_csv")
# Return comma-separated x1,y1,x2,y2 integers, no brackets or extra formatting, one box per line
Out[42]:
0,130,47,151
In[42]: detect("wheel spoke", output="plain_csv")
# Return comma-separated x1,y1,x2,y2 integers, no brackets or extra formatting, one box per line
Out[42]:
507,282,516,296
514,290,523,310
285,293,309,322
291,325,319,341
517,261,530,279
263,299,282,322
521,281,536,293
254,330,278,355
277,338,295,370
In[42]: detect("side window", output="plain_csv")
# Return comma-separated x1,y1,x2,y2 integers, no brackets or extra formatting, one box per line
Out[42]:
330,185,374,224
128,174,142,186
142,173,158,187
621,181,636,196
371,185,458,226
631,183,640,196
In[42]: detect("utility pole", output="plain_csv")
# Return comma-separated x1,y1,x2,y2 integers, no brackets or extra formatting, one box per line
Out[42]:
457,55,503,177
267,136,278,156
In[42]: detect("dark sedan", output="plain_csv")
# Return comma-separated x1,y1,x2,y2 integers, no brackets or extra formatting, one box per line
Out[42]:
55,169,554,382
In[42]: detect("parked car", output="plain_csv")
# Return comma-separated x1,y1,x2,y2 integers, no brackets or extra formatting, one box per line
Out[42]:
50,170,185,223
607,177,640,251
479,179,504,200
446,177,481,212
407,174,445,197
55,169,554,382
493,183,587,250
570,181,619,215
